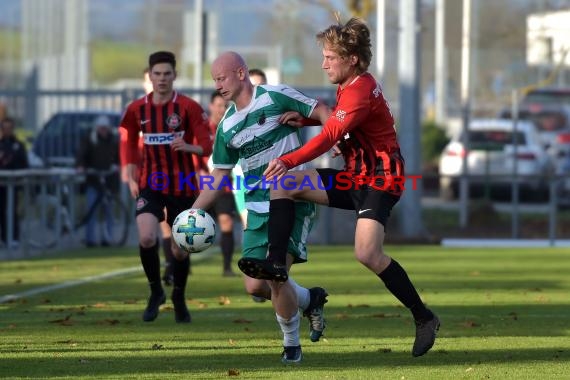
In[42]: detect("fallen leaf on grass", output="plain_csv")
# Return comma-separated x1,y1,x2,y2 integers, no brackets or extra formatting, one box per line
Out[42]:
233,318,252,324
228,339,236,346
14,278,22,284
371,313,401,319
152,344,164,350
49,314,74,326
336,313,349,320
347,304,370,308
91,303,108,308
188,299,208,309
41,298,51,304
378,348,392,353
507,312,518,320
219,296,231,305
465,367,474,372
96,319,120,325
228,368,240,376
79,358,89,363
460,321,479,328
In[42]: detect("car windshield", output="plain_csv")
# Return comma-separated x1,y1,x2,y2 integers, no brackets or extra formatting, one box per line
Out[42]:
467,130,526,151
523,92,570,106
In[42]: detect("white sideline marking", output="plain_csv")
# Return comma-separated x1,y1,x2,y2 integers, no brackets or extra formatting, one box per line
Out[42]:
441,238,570,248
0,249,219,304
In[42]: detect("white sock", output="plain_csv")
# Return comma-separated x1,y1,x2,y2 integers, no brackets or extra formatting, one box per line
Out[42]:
288,277,310,312
276,311,301,347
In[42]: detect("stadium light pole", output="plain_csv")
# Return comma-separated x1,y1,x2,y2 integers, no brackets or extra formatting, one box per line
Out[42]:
397,0,425,238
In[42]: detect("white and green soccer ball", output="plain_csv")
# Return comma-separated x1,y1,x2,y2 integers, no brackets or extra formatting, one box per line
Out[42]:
172,208,216,253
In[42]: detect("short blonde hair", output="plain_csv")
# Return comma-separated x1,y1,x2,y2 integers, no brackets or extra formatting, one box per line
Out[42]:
316,17,372,74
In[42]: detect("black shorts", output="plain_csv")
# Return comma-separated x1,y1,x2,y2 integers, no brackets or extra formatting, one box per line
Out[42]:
316,168,400,227
209,192,237,218
135,187,196,227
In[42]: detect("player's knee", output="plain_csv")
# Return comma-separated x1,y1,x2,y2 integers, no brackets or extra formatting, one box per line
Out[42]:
139,235,157,248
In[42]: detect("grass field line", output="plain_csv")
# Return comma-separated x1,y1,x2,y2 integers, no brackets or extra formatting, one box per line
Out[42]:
0,248,219,304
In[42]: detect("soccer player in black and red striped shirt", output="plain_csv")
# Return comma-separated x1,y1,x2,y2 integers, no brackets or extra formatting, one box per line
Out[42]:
121,51,212,323
242,18,440,357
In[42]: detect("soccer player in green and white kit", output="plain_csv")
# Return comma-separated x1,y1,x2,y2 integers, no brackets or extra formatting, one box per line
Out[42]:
191,51,331,364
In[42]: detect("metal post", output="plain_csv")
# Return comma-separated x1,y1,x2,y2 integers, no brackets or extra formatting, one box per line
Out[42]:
397,0,424,237
434,0,447,124
459,0,472,228
511,90,520,239
376,0,385,80
549,177,557,246
6,181,15,255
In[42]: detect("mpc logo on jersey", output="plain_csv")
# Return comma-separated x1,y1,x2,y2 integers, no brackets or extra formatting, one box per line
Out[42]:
240,136,272,158
144,131,184,145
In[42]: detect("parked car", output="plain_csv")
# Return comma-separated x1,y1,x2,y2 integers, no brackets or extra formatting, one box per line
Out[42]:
521,86,570,108
498,104,570,149
31,110,122,167
438,119,554,200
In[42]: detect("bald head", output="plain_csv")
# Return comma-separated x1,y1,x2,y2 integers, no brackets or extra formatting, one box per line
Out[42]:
212,51,248,74
211,51,253,109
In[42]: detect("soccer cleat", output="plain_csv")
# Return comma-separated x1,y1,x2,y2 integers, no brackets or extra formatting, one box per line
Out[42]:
251,295,267,303
162,264,174,286
237,257,288,282
303,287,328,342
412,313,440,357
172,295,191,323
142,291,166,322
281,345,302,364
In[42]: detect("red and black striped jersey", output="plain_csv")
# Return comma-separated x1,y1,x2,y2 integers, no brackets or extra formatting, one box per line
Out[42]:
280,73,400,177
120,91,212,197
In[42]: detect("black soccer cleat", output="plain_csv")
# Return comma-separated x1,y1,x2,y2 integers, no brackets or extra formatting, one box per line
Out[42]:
412,313,440,357
303,287,328,342
281,345,302,364
142,291,166,322
171,295,192,323
237,257,288,282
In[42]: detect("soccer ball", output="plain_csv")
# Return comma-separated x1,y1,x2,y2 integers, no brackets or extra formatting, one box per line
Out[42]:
172,208,216,253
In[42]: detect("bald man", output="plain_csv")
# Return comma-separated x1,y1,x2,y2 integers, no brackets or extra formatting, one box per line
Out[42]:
191,51,331,364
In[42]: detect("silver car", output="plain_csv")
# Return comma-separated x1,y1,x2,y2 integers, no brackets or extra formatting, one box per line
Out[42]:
438,119,554,200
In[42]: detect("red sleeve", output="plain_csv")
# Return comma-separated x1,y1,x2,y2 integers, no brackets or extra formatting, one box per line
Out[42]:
118,128,128,168
280,88,370,169
120,105,141,164
183,100,213,157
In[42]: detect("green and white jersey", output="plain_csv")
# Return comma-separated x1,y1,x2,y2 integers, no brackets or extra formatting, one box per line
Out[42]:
212,84,318,215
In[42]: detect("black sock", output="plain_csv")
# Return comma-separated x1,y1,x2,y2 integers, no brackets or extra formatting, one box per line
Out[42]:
220,231,234,271
162,237,174,269
140,240,162,294
378,259,433,322
267,199,295,266
172,255,190,299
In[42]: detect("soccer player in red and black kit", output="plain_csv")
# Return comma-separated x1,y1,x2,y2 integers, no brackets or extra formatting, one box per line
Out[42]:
239,18,440,356
121,51,212,323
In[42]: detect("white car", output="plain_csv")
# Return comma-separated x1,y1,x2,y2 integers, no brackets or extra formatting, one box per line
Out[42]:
438,119,554,200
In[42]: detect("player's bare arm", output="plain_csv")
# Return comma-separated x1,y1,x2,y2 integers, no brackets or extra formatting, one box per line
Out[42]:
191,168,232,211
126,163,139,198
